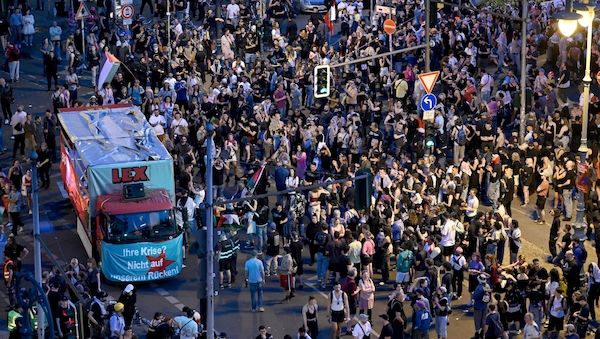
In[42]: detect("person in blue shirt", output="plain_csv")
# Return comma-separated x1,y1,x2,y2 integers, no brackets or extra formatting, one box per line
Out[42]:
472,273,491,339
245,250,266,312
413,300,432,339
273,161,290,204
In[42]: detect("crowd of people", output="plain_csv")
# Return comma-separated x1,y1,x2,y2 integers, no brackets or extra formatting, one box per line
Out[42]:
2,0,600,337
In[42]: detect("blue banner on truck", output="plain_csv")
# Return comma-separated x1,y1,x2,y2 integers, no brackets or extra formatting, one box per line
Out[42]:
101,234,183,282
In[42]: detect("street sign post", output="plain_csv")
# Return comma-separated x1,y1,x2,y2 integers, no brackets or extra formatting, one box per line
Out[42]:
420,93,437,111
418,71,440,94
423,110,435,121
75,2,90,19
121,4,134,25
383,19,396,35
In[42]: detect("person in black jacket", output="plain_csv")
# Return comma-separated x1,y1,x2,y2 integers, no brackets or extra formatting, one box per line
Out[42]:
118,284,137,327
45,51,59,91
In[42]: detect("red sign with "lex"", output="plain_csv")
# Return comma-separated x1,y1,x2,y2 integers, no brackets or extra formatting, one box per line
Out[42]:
111,166,149,184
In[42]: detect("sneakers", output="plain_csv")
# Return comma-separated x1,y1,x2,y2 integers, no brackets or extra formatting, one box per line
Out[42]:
258,307,265,312
4,119,7,125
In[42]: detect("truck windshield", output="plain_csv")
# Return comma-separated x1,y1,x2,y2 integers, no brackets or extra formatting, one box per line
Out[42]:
106,210,177,243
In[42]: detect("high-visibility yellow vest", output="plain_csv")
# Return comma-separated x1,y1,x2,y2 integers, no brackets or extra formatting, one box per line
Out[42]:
7,310,22,331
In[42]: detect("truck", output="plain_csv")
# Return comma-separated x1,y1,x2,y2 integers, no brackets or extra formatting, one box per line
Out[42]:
58,104,183,282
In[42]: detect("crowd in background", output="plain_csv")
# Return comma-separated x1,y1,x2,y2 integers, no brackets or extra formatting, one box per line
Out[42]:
2,0,600,337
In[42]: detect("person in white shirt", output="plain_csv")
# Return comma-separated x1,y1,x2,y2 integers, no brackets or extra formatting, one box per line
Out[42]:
10,105,26,159
440,214,457,261
480,69,493,103
226,0,240,27
352,314,372,339
171,111,189,139
522,312,541,339
148,109,167,141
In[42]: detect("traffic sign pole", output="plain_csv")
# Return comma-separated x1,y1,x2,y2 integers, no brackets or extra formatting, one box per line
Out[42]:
383,18,396,77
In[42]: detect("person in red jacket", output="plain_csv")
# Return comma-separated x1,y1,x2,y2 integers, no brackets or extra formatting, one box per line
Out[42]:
5,43,20,83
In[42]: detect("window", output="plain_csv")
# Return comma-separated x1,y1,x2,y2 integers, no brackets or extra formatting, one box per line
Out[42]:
106,210,177,243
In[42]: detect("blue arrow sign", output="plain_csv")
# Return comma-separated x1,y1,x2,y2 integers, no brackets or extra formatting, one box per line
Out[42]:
420,93,437,111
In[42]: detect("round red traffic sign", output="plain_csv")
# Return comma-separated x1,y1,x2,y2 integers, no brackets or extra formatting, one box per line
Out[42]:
383,19,396,35
121,4,134,19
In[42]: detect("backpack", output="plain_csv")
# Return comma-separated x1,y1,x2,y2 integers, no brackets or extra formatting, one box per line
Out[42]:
417,310,432,331
14,122,22,132
482,289,491,303
456,126,467,146
488,313,504,337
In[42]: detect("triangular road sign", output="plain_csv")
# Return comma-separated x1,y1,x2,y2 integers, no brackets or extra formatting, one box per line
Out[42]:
75,2,90,20
418,71,440,94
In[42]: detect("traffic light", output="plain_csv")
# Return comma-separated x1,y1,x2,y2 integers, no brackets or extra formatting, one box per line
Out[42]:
425,123,436,149
354,169,373,210
314,64,331,98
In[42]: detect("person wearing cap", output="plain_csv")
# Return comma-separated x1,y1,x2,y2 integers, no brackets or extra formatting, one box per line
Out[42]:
472,273,491,339
118,284,137,327
88,290,108,338
351,313,372,339
450,247,467,299
413,300,432,339
109,302,126,338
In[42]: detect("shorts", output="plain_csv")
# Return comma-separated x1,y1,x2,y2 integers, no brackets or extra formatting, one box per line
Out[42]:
331,310,345,323
219,259,231,272
505,311,522,322
396,271,410,283
443,246,454,257
536,195,547,210
548,315,563,332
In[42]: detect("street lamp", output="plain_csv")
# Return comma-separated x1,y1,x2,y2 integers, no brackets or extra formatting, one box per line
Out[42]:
555,2,598,240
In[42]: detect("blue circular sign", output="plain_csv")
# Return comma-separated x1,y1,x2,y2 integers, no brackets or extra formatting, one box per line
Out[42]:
420,93,437,111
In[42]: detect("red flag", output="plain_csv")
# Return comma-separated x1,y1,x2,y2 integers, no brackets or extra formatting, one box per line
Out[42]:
324,13,334,33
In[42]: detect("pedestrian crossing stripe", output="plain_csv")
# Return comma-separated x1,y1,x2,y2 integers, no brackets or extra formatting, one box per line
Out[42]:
75,2,90,20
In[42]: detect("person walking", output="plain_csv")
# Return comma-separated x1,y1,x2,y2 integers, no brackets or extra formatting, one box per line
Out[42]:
10,105,26,159
328,281,349,339
118,284,137,328
245,250,266,312
7,185,23,236
0,78,13,125
5,43,20,83
302,296,319,338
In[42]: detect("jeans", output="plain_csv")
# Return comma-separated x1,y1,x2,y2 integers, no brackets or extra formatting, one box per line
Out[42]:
12,133,24,158
563,189,573,218
255,224,267,252
249,282,263,310
435,315,448,338
8,61,19,81
529,303,544,328
487,181,500,210
264,255,278,275
316,252,329,283
473,307,488,333
244,52,257,67
496,239,505,265
453,144,465,166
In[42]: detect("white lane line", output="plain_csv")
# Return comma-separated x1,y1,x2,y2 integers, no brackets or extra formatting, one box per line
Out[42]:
165,295,179,304
155,287,169,296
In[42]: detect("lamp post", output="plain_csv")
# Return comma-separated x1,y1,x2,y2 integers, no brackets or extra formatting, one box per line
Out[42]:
556,3,596,240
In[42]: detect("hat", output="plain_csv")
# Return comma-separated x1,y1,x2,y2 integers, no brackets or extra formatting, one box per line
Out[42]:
114,302,124,312
415,300,426,309
358,314,369,322
124,284,134,294
477,273,489,284
379,314,389,321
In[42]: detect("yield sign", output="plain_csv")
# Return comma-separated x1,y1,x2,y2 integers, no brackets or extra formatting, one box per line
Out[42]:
418,71,440,94
75,2,90,19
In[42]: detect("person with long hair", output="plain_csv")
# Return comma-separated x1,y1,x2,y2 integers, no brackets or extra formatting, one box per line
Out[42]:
301,296,319,338
357,270,375,321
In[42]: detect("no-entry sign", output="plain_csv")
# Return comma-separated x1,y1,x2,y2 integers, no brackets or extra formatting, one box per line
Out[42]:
383,19,396,35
